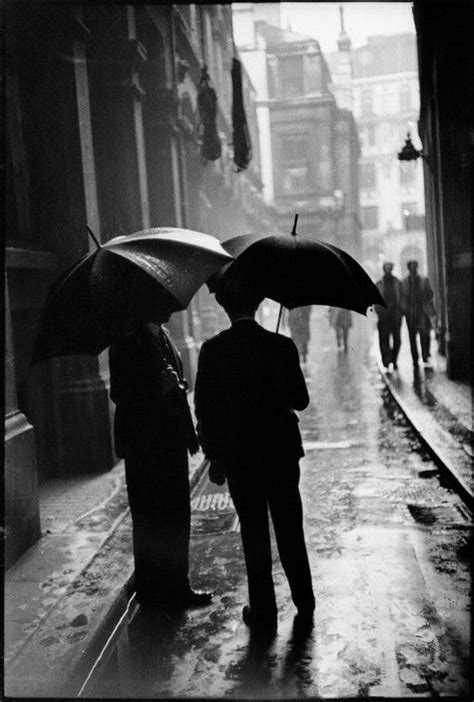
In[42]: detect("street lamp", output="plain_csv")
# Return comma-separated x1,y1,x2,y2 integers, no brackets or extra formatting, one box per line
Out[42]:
397,132,431,168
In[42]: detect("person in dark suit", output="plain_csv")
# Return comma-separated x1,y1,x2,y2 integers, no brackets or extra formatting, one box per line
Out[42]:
328,307,353,352
400,260,436,367
375,262,403,370
288,305,312,363
194,280,315,634
109,310,212,609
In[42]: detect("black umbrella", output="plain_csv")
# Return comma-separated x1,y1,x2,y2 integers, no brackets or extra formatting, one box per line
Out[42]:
31,227,233,364
209,216,385,330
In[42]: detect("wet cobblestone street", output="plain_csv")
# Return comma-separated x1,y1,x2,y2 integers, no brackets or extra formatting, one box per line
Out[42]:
93,310,471,698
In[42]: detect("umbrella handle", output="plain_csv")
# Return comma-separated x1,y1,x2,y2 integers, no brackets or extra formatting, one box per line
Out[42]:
276,304,284,333
291,213,298,236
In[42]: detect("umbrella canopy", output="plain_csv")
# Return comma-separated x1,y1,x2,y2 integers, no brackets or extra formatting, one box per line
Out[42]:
209,232,385,315
31,227,233,364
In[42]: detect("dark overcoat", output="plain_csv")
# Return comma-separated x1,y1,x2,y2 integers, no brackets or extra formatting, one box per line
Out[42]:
194,319,309,463
109,323,197,459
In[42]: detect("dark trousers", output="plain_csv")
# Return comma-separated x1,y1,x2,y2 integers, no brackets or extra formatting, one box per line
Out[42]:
378,316,401,366
227,458,314,621
124,446,190,603
406,315,431,364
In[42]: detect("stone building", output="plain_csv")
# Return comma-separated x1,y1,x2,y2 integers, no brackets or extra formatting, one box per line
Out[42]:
233,3,361,258
414,0,472,381
5,3,275,566
327,31,427,283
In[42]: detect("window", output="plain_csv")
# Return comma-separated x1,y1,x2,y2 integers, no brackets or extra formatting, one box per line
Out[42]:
279,56,304,98
278,134,312,193
281,135,307,161
367,125,376,147
360,162,376,190
361,206,378,230
400,83,412,112
401,202,417,218
399,162,415,187
401,202,424,230
361,88,373,116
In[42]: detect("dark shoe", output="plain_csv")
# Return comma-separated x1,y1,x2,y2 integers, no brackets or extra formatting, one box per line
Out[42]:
392,362,398,370
293,611,314,640
242,605,277,634
166,589,213,609
182,589,213,607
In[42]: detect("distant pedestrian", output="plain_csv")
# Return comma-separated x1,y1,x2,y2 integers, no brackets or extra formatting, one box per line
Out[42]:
288,306,312,363
109,309,212,609
195,279,315,637
401,260,436,368
329,307,352,352
375,262,403,370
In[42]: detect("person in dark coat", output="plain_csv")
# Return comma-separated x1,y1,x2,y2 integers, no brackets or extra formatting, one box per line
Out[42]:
400,260,436,367
375,262,403,369
288,306,312,363
328,307,352,352
194,280,315,635
109,311,212,609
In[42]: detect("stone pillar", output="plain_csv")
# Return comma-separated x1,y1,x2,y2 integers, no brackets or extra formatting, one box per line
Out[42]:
4,277,41,568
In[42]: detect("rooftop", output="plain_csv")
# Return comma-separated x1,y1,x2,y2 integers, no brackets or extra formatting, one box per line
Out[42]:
255,20,320,50
352,33,418,77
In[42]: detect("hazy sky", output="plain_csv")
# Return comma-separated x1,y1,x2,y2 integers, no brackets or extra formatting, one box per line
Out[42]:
280,3,416,54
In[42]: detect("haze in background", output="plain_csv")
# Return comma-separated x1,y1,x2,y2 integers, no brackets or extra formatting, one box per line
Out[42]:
280,3,415,53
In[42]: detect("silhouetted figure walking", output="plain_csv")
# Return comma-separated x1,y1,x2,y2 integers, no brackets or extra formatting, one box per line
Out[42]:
329,307,352,352
375,262,403,369
288,306,312,363
195,281,315,635
109,313,212,609
401,260,436,368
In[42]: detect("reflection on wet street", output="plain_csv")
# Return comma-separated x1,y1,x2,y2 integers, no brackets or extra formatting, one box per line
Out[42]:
92,309,470,698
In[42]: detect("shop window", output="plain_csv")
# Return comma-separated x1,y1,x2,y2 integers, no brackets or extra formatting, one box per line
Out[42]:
361,206,378,230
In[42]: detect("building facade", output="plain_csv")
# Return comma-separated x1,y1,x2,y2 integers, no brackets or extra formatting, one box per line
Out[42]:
233,3,361,258
414,0,472,381
5,3,275,566
331,32,428,282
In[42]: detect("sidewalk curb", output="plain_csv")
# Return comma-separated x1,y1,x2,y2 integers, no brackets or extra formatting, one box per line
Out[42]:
5,457,211,698
76,455,210,697
378,360,473,511
423,385,474,444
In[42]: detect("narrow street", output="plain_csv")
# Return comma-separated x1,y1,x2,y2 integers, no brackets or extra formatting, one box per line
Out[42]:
91,308,470,699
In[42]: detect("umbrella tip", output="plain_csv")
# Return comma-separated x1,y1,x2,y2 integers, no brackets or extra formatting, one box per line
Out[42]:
86,226,102,250
291,214,299,237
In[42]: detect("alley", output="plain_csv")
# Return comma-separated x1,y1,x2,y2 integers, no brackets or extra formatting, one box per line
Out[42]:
92,309,470,698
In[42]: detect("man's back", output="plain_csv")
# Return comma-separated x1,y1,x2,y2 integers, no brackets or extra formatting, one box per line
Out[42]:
195,320,309,461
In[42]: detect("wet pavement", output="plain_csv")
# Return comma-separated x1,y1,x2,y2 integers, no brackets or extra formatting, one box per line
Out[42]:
91,309,471,698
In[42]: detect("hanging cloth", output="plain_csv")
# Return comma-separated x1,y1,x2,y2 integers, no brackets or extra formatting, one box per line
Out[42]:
231,57,252,172
197,65,222,161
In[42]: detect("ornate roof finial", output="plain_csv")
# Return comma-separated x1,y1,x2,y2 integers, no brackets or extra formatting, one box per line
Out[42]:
337,5,351,51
